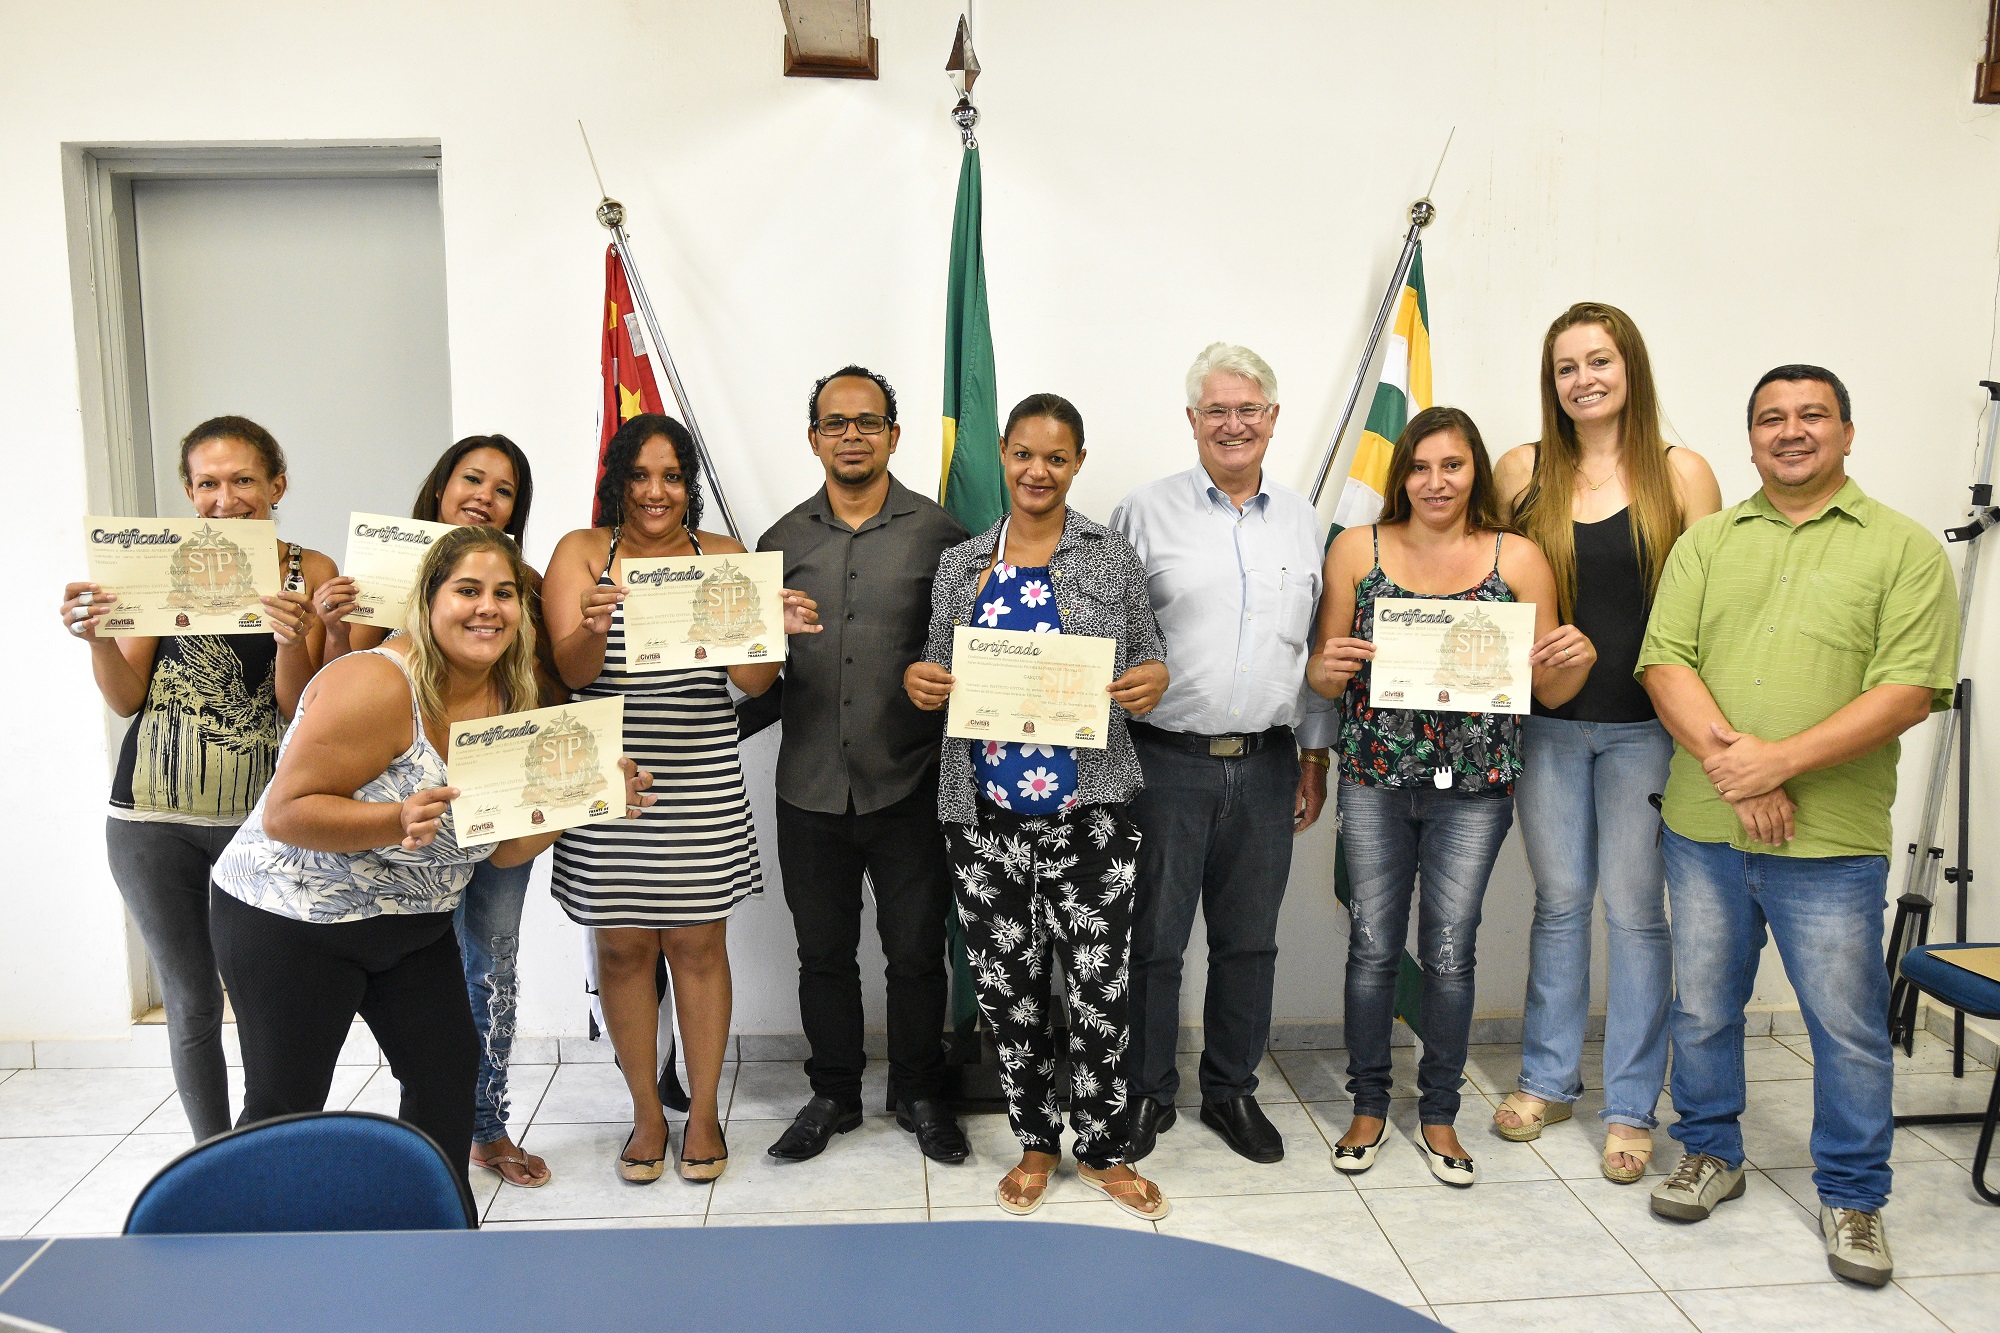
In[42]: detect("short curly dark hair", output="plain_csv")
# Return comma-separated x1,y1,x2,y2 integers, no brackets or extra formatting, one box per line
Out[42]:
808,365,898,429
595,413,703,532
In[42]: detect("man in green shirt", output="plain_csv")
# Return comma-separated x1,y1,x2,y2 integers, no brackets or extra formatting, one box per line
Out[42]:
1636,365,1957,1287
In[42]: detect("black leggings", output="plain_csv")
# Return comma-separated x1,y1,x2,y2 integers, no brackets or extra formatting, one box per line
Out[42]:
210,887,479,1185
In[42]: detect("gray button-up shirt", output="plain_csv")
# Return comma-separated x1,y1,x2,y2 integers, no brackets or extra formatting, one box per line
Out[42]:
758,475,969,815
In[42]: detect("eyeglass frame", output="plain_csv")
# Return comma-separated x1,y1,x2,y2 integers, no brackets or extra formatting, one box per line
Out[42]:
814,413,895,438
1195,403,1275,425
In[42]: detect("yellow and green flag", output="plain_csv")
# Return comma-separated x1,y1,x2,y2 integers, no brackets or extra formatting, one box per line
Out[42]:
940,142,1005,534
1332,246,1432,528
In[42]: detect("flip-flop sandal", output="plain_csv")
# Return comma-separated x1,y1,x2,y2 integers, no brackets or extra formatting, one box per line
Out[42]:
996,1165,1052,1216
1602,1131,1654,1185
1493,1092,1572,1143
472,1151,553,1189
1079,1168,1171,1221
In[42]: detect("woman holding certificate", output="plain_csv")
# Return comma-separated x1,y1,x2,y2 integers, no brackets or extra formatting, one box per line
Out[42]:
59,416,330,1143
209,525,652,1182
1486,305,1721,1181
312,433,559,1188
543,413,813,1185
904,393,1173,1220
1308,406,1595,1187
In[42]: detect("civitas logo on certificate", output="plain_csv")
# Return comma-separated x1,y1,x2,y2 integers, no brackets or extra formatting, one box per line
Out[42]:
687,561,766,647
519,711,609,808
166,524,258,615
1434,607,1514,690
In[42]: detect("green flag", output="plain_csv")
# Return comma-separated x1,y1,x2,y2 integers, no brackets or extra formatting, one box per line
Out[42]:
940,144,1004,534
939,139,1003,1037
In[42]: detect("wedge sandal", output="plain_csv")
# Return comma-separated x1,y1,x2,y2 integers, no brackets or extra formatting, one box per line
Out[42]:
1493,1091,1572,1143
1602,1130,1654,1184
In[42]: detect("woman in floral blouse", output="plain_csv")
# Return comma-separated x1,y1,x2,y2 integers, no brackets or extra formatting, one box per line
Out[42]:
905,392,1172,1219
1307,406,1595,1187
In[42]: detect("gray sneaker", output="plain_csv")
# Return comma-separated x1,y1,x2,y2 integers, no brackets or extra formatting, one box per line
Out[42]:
1821,1206,1893,1286
1649,1152,1746,1220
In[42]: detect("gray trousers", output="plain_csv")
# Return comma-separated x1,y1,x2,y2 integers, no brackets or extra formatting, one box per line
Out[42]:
104,817,235,1141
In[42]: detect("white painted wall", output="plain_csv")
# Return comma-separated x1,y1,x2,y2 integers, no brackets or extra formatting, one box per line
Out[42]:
6,0,1999,1048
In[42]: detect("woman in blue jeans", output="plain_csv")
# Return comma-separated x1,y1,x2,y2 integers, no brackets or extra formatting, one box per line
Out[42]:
1309,406,1595,1186
313,434,564,1188
1491,304,1721,1181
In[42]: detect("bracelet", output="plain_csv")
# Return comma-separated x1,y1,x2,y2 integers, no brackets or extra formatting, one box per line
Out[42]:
1299,749,1331,768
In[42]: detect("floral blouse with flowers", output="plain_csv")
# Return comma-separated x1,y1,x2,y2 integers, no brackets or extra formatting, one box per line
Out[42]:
968,559,1080,812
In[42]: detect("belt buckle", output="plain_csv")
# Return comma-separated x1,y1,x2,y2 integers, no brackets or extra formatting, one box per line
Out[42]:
1209,736,1246,758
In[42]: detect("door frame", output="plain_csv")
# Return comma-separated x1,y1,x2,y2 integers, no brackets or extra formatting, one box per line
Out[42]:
59,140,442,1015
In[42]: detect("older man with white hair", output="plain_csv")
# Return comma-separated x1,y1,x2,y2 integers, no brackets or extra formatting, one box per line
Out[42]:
1110,343,1333,1164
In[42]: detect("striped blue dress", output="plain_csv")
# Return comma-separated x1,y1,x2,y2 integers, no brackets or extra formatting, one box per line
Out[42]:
550,530,763,927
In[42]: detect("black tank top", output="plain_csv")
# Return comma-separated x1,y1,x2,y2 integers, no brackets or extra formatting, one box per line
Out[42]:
1534,507,1657,724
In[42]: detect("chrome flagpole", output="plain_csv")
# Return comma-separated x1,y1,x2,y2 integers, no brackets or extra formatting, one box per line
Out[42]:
580,125,741,540
1308,198,1435,507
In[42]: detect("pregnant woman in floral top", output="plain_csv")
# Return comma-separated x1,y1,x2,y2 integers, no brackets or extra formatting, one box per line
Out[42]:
1307,406,1595,1187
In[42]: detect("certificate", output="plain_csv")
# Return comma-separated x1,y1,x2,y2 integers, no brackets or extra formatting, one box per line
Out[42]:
340,513,457,627
83,516,281,637
1368,597,1537,715
620,551,787,669
945,626,1117,748
449,696,625,847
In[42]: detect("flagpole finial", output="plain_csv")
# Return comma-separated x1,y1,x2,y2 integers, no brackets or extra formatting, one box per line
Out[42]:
1409,199,1436,230
946,13,981,148
596,197,626,230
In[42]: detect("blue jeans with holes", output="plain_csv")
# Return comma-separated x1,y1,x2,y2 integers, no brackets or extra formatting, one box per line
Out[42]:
454,857,535,1146
1515,717,1674,1129
1338,781,1515,1126
1662,829,1894,1211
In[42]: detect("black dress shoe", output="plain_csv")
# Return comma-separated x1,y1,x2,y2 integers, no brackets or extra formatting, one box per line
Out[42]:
895,1097,969,1164
1199,1094,1285,1163
1123,1097,1177,1163
766,1095,863,1161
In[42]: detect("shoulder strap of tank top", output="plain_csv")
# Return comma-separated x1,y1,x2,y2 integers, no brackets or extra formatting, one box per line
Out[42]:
284,542,304,593
690,530,704,556
1491,530,1504,572
1370,524,1380,562
601,527,620,578
364,646,426,746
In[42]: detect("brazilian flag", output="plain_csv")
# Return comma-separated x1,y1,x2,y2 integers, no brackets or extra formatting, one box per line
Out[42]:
939,136,1004,1036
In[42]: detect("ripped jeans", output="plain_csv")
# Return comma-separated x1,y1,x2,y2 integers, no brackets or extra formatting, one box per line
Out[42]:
454,857,535,1146
1337,781,1514,1126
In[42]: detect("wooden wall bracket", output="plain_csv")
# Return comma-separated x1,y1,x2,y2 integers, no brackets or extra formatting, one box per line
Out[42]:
1978,0,2000,103
780,0,880,81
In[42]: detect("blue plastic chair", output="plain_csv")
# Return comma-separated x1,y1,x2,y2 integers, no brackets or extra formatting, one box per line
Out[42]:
124,1111,478,1234
1895,943,2000,1204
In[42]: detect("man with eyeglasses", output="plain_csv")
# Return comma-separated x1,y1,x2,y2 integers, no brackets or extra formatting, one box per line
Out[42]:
1110,342,1334,1165
757,365,972,1166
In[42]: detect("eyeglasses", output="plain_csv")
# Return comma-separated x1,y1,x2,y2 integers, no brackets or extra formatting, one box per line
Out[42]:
1198,404,1273,425
815,414,892,437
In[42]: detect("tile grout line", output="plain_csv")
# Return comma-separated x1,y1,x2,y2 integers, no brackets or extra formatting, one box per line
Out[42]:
1550,1158,1675,1305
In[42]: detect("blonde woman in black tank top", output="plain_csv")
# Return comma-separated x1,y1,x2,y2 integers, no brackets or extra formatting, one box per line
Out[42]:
1492,304,1722,1183
59,417,335,1143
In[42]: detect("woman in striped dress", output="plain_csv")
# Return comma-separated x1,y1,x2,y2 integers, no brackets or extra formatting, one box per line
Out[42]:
544,414,817,1184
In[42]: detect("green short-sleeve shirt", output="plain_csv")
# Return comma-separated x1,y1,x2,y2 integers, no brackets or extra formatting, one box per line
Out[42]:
1635,479,1957,858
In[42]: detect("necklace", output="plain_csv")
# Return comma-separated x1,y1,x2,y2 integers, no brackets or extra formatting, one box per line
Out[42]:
1579,463,1619,492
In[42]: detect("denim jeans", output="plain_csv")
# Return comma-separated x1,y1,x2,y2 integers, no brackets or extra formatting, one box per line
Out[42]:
454,856,535,1146
1337,781,1514,1125
1514,717,1674,1129
1128,732,1300,1104
1662,829,1894,1211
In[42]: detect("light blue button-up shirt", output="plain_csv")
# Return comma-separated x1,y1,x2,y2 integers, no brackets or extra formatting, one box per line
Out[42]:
1109,466,1334,748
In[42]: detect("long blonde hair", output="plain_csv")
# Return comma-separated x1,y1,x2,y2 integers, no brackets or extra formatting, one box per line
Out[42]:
401,526,540,729
1512,302,1685,623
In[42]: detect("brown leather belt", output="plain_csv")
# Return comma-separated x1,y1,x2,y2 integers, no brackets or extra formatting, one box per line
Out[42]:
1128,721,1292,758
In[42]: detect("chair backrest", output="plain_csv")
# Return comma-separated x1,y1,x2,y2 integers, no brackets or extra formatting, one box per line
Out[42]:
124,1111,477,1235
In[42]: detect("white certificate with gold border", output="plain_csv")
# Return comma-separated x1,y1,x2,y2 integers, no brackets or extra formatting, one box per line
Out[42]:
449,696,625,847
946,626,1117,748
340,513,457,627
1368,598,1537,715
84,517,281,637
620,552,787,669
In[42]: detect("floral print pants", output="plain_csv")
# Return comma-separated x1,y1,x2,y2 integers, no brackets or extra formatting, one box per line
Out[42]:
942,801,1142,1168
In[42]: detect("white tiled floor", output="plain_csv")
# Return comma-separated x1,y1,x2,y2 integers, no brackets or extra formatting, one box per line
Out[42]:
2,1032,1994,1330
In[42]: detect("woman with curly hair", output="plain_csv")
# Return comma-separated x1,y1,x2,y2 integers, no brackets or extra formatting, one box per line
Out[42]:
543,414,817,1184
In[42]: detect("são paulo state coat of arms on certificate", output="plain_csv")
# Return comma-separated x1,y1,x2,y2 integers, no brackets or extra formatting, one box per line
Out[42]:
1433,606,1515,691
166,524,260,615
520,709,611,808
687,560,767,646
